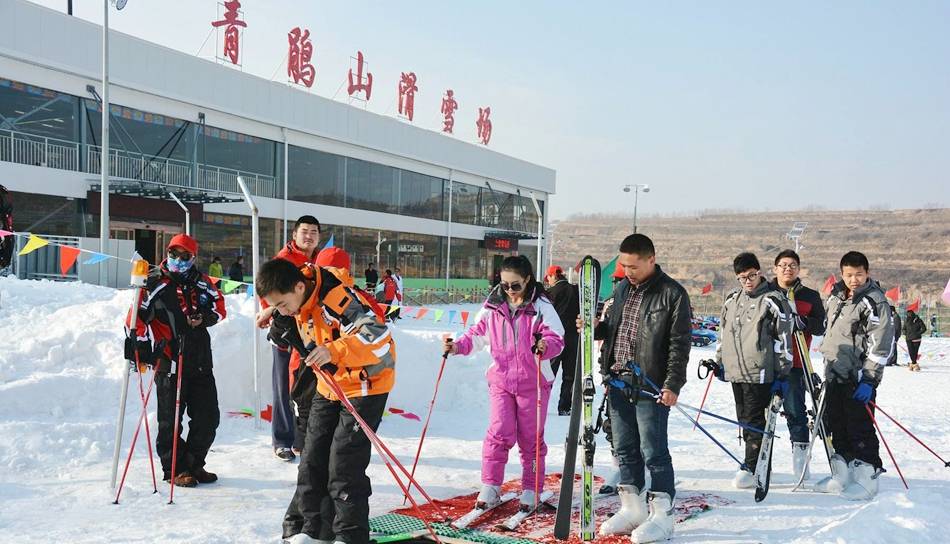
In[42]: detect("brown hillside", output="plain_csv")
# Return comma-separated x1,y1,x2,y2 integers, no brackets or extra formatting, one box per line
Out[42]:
550,208,950,304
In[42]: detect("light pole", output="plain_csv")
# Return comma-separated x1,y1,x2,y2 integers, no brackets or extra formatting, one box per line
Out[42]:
622,184,650,234
376,232,387,269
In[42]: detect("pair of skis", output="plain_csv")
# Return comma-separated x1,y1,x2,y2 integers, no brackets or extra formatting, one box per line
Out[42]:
554,256,600,540
450,490,554,531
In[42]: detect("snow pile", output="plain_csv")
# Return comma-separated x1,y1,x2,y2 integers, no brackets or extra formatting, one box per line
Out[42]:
2,275,950,543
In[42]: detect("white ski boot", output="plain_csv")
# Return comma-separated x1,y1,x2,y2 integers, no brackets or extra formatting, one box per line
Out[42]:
598,484,648,535
519,489,536,509
631,491,674,543
814,454,852,493
283,534,331,544
841,459,882,500
732,469,755,489
476,484,502,509
792,442,811,481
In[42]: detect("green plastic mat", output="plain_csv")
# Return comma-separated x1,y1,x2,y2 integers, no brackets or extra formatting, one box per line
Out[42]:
369,513,538,544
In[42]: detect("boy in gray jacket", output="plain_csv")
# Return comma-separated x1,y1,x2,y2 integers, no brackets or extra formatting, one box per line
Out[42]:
815,251,894,500
716,253,794,489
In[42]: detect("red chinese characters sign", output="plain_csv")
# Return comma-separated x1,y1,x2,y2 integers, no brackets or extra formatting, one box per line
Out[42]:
211,1,247,66
347,51,373,101
288,27,315,88
476,106,492,145
397,72,418,121
441,89,458,133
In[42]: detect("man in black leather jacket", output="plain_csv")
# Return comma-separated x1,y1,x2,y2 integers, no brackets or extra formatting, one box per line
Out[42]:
588,233,691,540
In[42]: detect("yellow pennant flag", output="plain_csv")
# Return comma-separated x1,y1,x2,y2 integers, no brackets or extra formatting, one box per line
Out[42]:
221,280,239,294
387,304,400,315
18,234,49,256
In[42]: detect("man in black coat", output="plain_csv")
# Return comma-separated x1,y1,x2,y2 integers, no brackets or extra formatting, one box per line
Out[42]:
544,265,579,415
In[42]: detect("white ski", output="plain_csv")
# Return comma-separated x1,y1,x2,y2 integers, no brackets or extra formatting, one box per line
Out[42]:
495,491,554,531
449,491,518,529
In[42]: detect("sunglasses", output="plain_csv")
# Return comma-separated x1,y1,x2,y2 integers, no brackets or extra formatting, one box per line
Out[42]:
169,249,193,261
500,281,524,293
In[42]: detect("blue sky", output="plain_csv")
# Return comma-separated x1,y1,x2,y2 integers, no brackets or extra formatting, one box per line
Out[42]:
29,1,950,219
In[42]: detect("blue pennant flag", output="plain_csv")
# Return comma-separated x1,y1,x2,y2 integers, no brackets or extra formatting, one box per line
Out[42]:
246,284,255,299
82,253,110,265
323,234,335,249
447,310,457,324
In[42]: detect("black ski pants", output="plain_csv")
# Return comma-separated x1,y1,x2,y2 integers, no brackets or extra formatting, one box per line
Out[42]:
550,334,578,412
823,381,882,469
907,339,921,364
732,382,772,471
155,367,220,478
283,392,388,544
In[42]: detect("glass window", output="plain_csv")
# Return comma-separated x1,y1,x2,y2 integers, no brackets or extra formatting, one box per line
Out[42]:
451,182,481,226
288,145,344,206
198,124,276,177
84,100,193,162
450,238,487,280
346,158,397,214
0,78,79,142
399,170,444,220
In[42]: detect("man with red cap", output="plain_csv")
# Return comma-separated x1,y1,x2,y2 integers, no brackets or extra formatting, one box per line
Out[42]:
544,264,580,415
125,233,226,487
256,215,322,462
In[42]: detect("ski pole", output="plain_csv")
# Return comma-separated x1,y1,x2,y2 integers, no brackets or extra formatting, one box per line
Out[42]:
113,366,159,504
865,403,909,490
694,373,714,430
633,367,746,470
869,401,950,467
315,366,443,544
533,332,543,512
137,361,158,494
637,390,776,438
404,350,449,506
168,341,186,505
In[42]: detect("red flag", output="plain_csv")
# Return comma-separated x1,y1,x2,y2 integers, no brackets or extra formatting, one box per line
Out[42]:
414,308,429,320
461,311,470,327
59,246,81,276
821,274,836,295
885,285,900,304
701,283,713,295
906,298,920,313
260,404,273,423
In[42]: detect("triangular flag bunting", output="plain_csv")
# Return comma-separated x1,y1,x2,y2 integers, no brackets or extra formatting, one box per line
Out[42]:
448,310,457,324
323,233,335,249
0,229,13,237
942,278,950,306
59,246,81,276
461,311,470,327
18,234,48,256
822,274,836,295
414,308,429,320
221,280,239,294
260,404,273,422
433,309,444,322
387,304,400,315
82,253,110,265
906,297,921,313
209,276,220,283
701,282,713,295
246,284,254,298
885,285,900,304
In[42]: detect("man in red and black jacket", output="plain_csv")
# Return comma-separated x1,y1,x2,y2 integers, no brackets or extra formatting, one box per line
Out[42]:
255,215,321,461
126,233,226,487
769,249,826,482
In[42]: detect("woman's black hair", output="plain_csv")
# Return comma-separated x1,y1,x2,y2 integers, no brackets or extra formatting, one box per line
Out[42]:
499,255,544,301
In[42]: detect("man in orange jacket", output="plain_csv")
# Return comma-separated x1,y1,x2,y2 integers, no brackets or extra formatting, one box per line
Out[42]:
257,257,396,544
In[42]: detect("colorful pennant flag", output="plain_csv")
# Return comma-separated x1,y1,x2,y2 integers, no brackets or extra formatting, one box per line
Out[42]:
18,234,48,256
943,278,950,306
260,404,273,422
448,310,457,324
246,284,255,299
387,304,400,315
821,274,836,295
0,229,13,237
323,234,335,249
82,253,111,265
906,297,921,313
885,285,901,304
433,309,444,322
701,282,713,295
221,280,240,294
414,308,429,320
59,246,81,276
461,311,470,327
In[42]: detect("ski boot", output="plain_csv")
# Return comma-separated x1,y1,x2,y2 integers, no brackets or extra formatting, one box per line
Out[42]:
841,460,883,500
814,454,852,493
599,484,647,535
632,492,674,543
792,442,810,482
476,484,502,509
732,469,755,489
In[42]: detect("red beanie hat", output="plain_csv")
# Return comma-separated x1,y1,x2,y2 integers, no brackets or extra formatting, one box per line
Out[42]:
316,247,351,271
167,233,198,255
545,265,563,278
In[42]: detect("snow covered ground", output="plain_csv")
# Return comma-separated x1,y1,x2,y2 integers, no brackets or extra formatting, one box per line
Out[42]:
1,275,949,543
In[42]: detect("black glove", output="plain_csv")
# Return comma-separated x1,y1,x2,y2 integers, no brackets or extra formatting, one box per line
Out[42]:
699,359,725,381
124,336,154,366
267,313,297,349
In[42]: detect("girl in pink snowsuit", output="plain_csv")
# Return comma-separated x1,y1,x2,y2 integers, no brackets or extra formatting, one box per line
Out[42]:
444,256,565,508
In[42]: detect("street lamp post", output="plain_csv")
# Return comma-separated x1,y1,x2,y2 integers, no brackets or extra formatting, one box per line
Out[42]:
622,184,650,233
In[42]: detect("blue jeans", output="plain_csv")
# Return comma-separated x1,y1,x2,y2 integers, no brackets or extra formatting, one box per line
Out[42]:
272,346,296,449
608,384,675,498
783,367,809,443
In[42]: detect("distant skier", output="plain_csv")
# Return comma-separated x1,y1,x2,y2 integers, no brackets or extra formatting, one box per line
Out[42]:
905,310,927,371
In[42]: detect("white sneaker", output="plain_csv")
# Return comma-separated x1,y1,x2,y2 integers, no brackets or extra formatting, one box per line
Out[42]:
632,492,674,543
814,454,852,493
733,469,755,489
841,459,882,500
598,484,648,536
476,484,502,509
792,442,811,481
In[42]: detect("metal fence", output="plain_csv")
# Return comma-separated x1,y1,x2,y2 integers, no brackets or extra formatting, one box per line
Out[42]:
10,233,81,282
1,128,277,198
